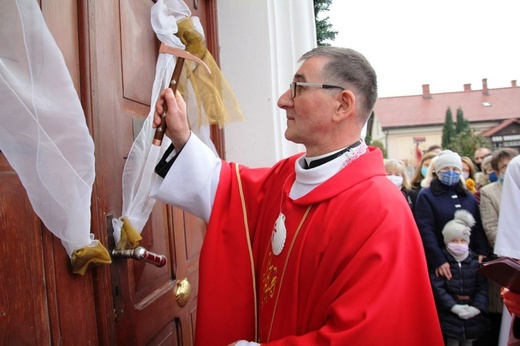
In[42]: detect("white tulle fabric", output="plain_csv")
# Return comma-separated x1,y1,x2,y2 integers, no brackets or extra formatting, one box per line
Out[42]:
112,0,216,244
0,0,95,256
495,155,520,259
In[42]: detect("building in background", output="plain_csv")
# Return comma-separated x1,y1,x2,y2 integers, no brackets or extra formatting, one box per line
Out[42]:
370,79,520,168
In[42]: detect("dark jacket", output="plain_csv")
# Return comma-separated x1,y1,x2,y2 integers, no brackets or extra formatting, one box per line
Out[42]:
414,178,492,270
430,249,489,340
402,187,418,212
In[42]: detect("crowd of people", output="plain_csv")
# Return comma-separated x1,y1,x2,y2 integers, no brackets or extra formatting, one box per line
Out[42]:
384,146,519,346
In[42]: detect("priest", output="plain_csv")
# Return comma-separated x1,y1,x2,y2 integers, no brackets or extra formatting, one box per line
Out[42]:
151,46,443,345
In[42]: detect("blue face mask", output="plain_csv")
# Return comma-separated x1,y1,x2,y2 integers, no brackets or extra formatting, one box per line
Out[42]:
488,171,498,182
421,166,428,177
439,171,461,186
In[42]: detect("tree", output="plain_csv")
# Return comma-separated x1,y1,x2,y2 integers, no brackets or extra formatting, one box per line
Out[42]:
443,106,489,157
455,107,470,134
449,129,491,158
314,0,338,46
441,107,456,149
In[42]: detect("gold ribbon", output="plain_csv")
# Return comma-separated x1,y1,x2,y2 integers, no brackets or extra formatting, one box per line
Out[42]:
176,18,244,128
70,241,112,275
116,216,143,250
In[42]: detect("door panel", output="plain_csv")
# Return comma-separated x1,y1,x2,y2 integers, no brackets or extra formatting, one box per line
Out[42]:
120,0,157,106
0,152,100,344
0,154,50,345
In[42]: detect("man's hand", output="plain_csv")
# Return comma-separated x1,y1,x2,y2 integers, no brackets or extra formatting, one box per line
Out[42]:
435,262,452,279
154,88,190,150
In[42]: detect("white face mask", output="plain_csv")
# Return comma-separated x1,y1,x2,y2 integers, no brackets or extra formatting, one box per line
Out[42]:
462,172,470,180
387,175,403,188
447,242,469,257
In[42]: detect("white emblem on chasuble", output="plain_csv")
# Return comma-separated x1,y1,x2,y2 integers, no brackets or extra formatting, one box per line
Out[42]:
271,213,287,255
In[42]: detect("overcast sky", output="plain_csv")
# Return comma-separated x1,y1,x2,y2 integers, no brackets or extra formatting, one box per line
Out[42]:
326,0,520,98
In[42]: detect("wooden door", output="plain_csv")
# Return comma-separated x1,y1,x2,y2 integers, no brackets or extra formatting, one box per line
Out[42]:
84,0,219,344
0,0,220,344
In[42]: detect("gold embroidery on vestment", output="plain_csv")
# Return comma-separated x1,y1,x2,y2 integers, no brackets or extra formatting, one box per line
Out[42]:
261,205,312,342
261,251,278,308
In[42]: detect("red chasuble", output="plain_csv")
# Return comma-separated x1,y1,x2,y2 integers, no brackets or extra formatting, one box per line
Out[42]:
195,147,443,345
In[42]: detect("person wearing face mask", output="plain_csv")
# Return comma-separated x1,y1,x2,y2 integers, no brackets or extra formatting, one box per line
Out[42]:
414,150,492,281
385,159,417,211
420,156,439,189
479,148,519,344
461,156,477,194
430,210,490,346
411,152,438,191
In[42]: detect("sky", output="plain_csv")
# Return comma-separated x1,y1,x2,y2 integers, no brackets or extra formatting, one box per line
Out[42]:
325,0,520,98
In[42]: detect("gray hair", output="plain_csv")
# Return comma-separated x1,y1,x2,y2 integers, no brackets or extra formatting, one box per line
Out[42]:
300,46,378,124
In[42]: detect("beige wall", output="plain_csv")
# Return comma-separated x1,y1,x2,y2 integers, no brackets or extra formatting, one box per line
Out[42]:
370,124,439,175
387,129,441,160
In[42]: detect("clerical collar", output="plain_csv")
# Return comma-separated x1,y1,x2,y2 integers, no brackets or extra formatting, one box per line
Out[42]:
304,140,361,169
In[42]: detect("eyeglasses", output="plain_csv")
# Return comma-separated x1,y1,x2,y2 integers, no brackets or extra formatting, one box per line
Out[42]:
290,81,345,99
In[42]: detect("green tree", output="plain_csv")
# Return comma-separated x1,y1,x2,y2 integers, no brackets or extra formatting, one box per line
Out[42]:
450,129,491,158
364,132,372,146
455,107,470,134
314,0,338,46
441,107,456,149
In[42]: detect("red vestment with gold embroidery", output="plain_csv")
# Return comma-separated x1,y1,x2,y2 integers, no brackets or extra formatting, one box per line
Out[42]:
195,147,443,345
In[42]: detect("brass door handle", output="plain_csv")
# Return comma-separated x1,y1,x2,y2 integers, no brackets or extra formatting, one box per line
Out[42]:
111,246,167,267
175,278,191,307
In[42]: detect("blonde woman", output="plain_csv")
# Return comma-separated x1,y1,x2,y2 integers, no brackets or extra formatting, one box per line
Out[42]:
461,156,477,193
421,156,439,189
411,152,438,191
385,159,417,211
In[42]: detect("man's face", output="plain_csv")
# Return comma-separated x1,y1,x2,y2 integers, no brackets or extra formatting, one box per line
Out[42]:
475,149,491,164
277,56,341,153
497,158,512,176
